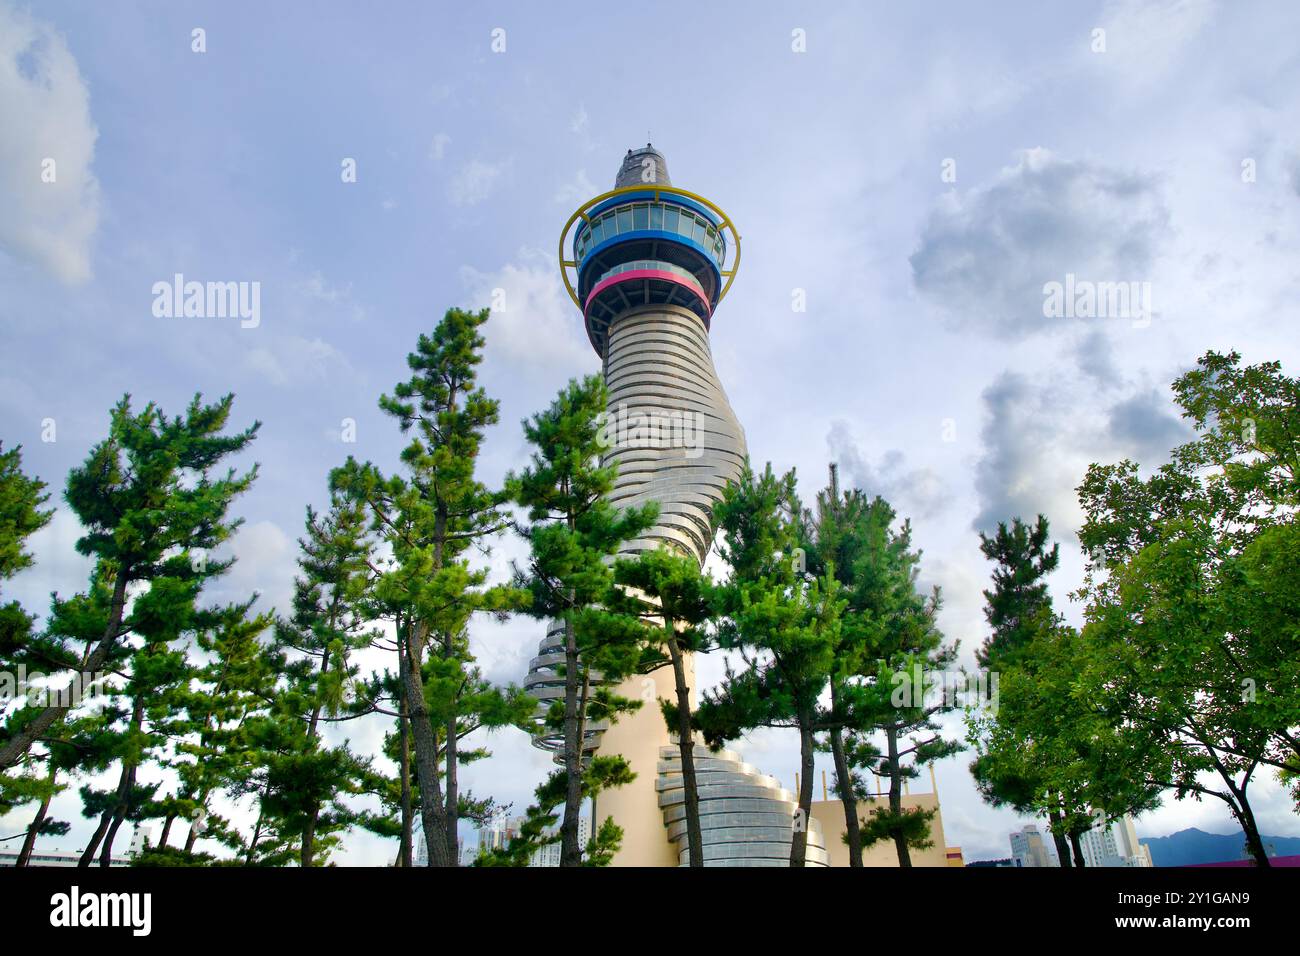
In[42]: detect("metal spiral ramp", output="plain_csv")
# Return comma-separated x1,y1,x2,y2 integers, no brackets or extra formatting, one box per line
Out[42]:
658,745,830,866
523,619,608,759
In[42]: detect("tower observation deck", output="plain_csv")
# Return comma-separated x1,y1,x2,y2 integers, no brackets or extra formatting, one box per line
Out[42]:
560,144,739,358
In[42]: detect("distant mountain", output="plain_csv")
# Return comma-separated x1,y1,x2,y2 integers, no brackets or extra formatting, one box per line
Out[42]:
1140,827,1300,866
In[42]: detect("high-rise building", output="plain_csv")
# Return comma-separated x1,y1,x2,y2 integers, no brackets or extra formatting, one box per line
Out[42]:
1009,824,1056,868
527,817,590,868
1080,814,1153,868
524,147,829,866
456,815,590,867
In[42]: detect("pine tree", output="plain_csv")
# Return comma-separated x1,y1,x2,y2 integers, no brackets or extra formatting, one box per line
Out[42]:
976,515,1059,670
168,601,277,863
80,631,189,866
696,463,842,867
968,515,1160,868
802,473,960,868
0,395,259,771
508,374,658,866
970,514,1073,865
0,442,57,855
0,442,51,581
802,466,915,866
272,493,378,865
610,547,716,866
334,308,527,867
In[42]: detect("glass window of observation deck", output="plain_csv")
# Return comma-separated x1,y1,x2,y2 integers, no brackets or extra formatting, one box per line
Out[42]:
577,202,726,265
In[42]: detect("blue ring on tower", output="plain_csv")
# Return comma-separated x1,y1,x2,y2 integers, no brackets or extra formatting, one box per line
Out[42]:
568,192,729,356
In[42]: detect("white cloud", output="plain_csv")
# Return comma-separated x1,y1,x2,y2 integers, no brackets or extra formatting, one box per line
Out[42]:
245,335,353,388
446,158,510,206
0,1,100,283
554,168,597,206
972,350,1191,537
5,509,96,621
213,519,295,617
428,132,450,162
460,249,591,378
295,270,366,322
1091,0,1216,87
910,149,1169,340
826,419,949,520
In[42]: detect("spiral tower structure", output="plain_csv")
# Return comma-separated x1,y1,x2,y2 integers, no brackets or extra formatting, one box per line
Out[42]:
525,147,819,865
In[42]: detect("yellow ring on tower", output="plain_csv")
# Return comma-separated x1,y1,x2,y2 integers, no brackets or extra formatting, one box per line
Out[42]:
557,183,742,312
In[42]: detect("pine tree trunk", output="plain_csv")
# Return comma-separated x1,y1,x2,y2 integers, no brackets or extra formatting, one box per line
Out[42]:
560,610,584,867
886,726,912,867
444,633,460,867
399,708,413,867
245,807,265,864
301,811,318,868
99,695,144,867
16,771,55,867
301,644,330,867
0,571,130,770
666,638,702,867
829,726,862,867
79,809,112,867
790,721,815,866
827,675,861,867
99,794,131,867
158,812,175,850
403,624,451,868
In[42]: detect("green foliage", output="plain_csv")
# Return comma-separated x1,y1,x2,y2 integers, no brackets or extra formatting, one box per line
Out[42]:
778,467,960,866
508,373,658,865
333,308,528,867
1074,350,1300,864
1,394,259,773
474,756,634,867
0,443,52,581
857,801,937,852
699,463,839,745
975,515,1059,670
697,462,844,865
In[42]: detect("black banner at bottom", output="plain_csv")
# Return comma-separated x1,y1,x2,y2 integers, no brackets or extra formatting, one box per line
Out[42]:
1,864,1289,944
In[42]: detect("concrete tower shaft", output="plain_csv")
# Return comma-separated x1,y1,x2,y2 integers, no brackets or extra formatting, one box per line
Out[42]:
601,303,745,563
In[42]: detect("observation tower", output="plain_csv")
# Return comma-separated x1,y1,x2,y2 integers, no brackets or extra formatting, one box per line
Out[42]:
524,146,828,866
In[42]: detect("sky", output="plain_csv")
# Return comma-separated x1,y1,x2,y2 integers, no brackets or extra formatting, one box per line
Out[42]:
2,0,1299,865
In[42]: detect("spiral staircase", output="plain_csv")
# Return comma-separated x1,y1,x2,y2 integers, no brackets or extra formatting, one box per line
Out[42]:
658,745,830,866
